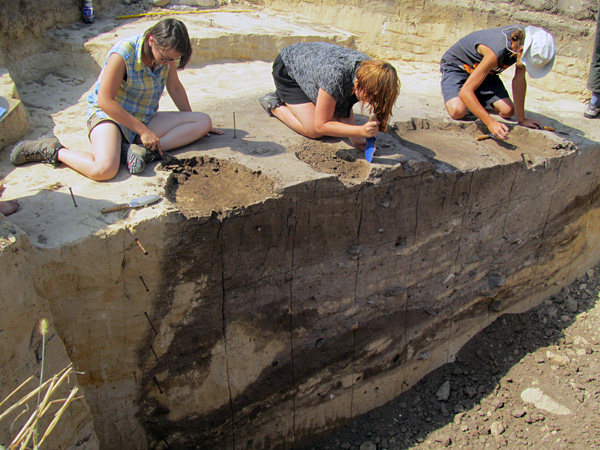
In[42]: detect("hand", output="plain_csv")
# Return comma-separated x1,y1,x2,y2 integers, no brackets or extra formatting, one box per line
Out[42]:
518,118,542,130
139,129,162,154
488,120,510,140
208,127,224,135
361,118,379,138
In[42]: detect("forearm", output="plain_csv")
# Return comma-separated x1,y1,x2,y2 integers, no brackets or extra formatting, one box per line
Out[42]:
512,69,527,122
168,84,192,112
459,90,495,127
315,119,364,138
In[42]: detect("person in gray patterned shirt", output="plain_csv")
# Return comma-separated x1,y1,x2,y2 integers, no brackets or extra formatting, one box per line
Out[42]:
259,42,400,151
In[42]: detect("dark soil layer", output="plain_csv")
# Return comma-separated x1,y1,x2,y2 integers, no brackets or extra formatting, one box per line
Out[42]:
165,156,278,218
303,263,600,450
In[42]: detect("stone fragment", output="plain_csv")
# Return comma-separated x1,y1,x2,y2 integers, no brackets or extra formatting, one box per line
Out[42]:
586,269,594,279
512,408,526,417
359,442,376,450
464,385,477,398
565,298,579,313
436,380,451,401
520,388,572,415
490,421,506,436
454,412,465,424
434,434,452,446
546,350,570,365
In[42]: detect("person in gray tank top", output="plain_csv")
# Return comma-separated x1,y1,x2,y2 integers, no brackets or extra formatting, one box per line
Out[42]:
440,26,555,140
259,42,400,152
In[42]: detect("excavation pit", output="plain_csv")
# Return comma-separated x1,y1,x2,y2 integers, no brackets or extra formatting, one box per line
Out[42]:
1,2,600,450
165,156,279,218
393,118,576,171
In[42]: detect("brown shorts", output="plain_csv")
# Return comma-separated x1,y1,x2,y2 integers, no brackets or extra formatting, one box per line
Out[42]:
87,114,128,143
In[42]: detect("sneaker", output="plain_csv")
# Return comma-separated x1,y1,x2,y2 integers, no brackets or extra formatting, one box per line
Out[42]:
258,92,283,117
10,137,63,166
584,102,600,118
126,144,162,174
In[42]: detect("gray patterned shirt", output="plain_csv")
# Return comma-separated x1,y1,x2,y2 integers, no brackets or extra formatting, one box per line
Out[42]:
280,42,369,118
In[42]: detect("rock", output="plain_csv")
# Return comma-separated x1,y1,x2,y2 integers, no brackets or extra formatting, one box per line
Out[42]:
565,298,579,313
512,408,526,418
490,421,506,436
435,434,452,446
546,350,570,365
454,412,465,424
440,401,451,417
586,269,594,279
359,442,376,450
436,380,451,401
520,388,573,415
464,385,477,398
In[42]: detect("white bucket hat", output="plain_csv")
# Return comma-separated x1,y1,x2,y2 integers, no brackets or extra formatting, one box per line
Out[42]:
522,26,556,79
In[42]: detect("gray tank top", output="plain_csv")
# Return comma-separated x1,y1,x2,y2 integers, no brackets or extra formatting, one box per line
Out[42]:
441,25,525,74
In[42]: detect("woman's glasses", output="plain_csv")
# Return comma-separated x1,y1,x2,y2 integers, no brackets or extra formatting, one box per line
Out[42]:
153,45,180,64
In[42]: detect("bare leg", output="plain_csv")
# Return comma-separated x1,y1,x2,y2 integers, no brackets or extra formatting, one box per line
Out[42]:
491,97,515,119
57,121,121,181
147,111,213,151
271,102,323,139
445,97,468,120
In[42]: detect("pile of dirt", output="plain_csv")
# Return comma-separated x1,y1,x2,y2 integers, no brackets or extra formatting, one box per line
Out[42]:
165,156,279,218
303,264,600,450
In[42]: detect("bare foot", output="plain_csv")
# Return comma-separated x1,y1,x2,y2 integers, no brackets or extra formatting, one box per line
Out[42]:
0,200,19,216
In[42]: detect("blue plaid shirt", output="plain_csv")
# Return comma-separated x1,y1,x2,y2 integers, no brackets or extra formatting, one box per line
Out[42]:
87,35,169,144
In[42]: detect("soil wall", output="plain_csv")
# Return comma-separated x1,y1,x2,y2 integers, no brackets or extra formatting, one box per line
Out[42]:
2,142,600,448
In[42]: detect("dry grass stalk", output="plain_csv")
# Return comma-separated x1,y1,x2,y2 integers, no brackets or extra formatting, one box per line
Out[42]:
1,364,81,450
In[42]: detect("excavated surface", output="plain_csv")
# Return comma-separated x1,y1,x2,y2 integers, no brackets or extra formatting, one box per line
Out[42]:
394,119,576,171
165,156,279,218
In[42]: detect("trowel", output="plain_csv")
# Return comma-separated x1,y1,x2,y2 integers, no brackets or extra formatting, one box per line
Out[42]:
365,113,377,163
101,194,161,214
160,151,182,166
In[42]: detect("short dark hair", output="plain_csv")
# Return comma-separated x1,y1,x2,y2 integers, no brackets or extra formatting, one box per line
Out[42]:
144,18,192,69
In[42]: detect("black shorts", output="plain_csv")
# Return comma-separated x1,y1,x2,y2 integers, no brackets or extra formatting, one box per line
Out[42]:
440,67,509,108
272,54,312,105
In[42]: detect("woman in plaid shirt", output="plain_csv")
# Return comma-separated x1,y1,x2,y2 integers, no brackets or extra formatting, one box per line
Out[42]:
11,19,221,179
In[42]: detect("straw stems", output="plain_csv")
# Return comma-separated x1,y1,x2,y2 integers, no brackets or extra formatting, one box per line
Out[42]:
1,364,81,450
0,319,82,450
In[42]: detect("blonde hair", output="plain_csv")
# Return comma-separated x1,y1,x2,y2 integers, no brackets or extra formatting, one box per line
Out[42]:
355,60,401,131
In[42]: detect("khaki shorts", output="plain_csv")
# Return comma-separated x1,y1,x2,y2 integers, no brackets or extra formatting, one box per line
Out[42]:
87,113,128,143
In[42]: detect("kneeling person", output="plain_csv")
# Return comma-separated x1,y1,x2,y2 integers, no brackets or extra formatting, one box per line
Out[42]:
440,25,555,140
259,42,400,153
